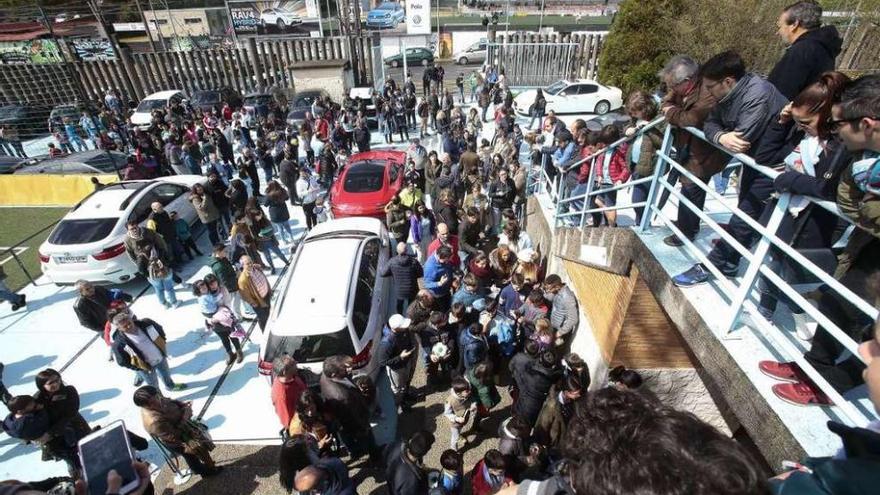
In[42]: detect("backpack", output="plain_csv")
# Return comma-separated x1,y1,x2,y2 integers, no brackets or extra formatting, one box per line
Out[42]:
490,316,516,357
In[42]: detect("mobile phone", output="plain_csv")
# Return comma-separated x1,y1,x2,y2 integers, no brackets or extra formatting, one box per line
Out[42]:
78,420,140,495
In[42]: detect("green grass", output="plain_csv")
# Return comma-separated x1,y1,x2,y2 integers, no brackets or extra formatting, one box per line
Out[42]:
0,207,69,291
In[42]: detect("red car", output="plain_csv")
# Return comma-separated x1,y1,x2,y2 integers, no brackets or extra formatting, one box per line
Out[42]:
330,150,406,219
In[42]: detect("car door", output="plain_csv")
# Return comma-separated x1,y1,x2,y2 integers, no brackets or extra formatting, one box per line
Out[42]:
578,84,600,113
474,42,488,63
556,84,581,112
350,237,383,350
152,182,196,225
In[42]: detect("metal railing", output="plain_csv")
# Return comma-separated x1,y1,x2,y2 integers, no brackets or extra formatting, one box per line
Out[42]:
534,118,878,428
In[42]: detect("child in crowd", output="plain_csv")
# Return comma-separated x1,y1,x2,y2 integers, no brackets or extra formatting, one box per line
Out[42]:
471,449,513,495
530,318,556,352
170,211,203,260
624,91,663,224
444,377,477,451
437,449,463,495
517,288,549,326
591,124,630,227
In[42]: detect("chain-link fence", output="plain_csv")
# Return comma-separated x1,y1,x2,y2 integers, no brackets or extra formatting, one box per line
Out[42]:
0,219,61,293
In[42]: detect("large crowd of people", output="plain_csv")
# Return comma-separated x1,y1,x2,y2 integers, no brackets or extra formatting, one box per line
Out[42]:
1,1,880,494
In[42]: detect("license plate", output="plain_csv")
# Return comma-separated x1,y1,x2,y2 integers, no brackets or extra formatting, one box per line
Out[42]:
54,255,87,264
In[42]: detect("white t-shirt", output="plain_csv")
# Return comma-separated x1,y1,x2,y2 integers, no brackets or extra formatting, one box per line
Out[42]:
126,327,164,367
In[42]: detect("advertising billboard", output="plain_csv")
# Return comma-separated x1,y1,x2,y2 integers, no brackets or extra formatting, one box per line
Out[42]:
405,0,430,35
228,0,321,37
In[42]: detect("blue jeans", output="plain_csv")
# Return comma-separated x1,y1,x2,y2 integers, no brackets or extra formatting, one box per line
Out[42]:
137,358,176,390
0,279,19,304
148,273,177,306
713,166,735,194
258,239,289,271
529,109,544,130
273,221,294,243
631,173,650,225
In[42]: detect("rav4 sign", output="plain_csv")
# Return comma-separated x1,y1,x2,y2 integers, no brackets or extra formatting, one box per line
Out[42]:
406,0,431,35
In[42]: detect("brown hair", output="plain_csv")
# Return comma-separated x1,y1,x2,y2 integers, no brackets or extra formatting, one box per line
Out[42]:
791,71,852,138
625,90,658,120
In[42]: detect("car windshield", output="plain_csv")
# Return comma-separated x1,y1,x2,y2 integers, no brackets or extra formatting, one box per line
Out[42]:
343,163,385,193
377,3,396,10
136,99,168,112
545,80,567,95
293,95,318,108
48,218,117,245
245,95,273,105
192,91,220,104
264,328,356,364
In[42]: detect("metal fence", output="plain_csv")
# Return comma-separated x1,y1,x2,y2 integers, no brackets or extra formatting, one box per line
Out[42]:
0,219,61,293
490,32,604,86
534,118,878,428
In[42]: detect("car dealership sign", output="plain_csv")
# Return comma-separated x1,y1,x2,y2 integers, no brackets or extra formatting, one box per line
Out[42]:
406,0,430,35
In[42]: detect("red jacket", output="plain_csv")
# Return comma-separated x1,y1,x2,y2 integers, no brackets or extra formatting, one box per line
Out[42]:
470,459,513,495
576,145,597,184
271,376,307,428
315,118,330,141
593,146,630,184
427,236,461,268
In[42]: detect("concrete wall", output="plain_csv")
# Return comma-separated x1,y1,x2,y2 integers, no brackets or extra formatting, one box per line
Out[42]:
523,197,800,463
293,66,348,101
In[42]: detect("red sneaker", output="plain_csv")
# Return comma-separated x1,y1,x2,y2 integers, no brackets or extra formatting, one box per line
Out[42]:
758,361,806,383
772,382,834,406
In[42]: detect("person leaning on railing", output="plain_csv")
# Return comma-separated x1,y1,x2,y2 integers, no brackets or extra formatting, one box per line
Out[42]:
657,55,728,247
624,91,665,226
760,74,880,406
673,51,792,287
749,72,853,345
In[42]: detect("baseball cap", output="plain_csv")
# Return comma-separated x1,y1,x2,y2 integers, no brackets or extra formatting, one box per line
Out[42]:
388,314,411,329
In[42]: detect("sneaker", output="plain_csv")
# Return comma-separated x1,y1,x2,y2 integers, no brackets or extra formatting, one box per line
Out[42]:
772,382,833,406
171,300,181,309
170,383,188,391
163,303,172,309
673,264,712,287
663,234,685,247
133,375,144,386
792,312,816,341
758,361,805,383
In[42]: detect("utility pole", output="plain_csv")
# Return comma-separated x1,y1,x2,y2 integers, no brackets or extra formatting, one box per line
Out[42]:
538,0,545,31
147,0,168,51
87,0,140,101
134,0,159,52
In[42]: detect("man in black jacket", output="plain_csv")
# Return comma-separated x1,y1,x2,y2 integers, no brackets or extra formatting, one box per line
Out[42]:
769,1,842,100
147,202,180,264
380,243,423,314
377,314,418,411
73,280,131,333
513,350,562,428
319,355,376,460
385,430,434,495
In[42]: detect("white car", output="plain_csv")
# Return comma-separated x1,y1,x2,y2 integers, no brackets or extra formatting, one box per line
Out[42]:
129,90,188,128
513,79,623,116
258,217,391,377
260,7,303,29
38,176,204,285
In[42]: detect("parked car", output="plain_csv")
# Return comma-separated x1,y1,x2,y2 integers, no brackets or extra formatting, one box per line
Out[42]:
258,217,391,376
242,92,276,119
513,79,623,116
48,102,97,134
453,39,488,65
190,87,242,113
384,47,434,68
329,150,406,219
14,150,128,175
129,90,188,128
286,89,331,129
38,176,204,285
0,104,52,139
260,7,303,30
349,87,377,126
0,155,30,174
366,2,405,29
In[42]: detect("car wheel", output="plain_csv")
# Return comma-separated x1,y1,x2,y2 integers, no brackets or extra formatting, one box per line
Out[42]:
594,100,611,115
421,59,429,67
391,60,400,68
458,57,468,65
277,18,286,30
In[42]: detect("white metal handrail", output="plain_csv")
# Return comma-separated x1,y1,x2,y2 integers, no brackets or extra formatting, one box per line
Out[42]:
540,118,879,428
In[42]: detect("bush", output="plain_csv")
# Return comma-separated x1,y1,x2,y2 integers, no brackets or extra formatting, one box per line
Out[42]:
597,0,685,95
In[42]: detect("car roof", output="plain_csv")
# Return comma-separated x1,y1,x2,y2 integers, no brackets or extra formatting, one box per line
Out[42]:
349,150,406,164
66,186,143,219
306,216,384,239
144,90,183,100
244,92,272,98
273,236,362,335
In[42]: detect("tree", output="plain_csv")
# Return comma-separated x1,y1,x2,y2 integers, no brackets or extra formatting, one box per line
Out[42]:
596,0,685,96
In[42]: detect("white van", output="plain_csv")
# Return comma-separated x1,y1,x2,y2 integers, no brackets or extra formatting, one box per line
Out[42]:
258,217,392,376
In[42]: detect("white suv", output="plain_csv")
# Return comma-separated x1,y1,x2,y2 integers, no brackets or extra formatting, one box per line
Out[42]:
258,217,392,377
